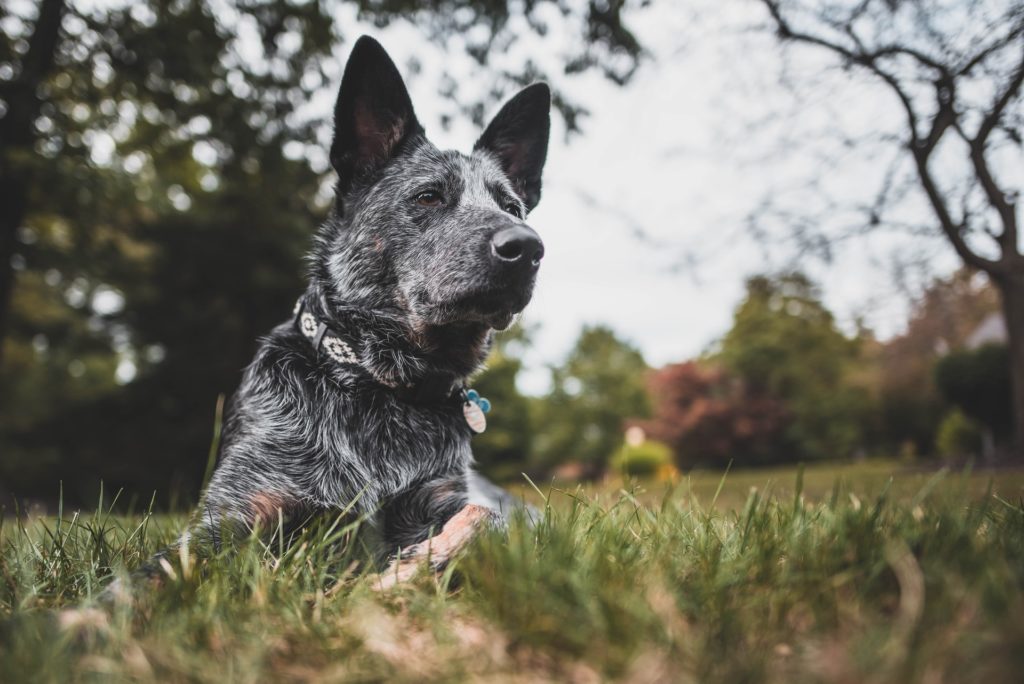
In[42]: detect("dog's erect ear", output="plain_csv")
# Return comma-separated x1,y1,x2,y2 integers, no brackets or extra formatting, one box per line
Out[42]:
474,83,551,212
330,36,422,193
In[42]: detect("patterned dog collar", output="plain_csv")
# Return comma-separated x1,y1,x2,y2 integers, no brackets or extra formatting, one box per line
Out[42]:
294,298,360,367
290,297,485,418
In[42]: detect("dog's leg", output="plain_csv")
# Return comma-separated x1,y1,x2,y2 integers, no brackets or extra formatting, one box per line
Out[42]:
374,503,500,590
374,476,500,589
90,479,306,609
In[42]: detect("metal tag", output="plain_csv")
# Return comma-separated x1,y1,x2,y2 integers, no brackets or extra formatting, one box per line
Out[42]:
463,401,487,434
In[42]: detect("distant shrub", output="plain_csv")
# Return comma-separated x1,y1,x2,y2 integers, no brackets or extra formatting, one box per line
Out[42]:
641,361,793,469
613,440,672,477
935,344,1012,441
935,408,983,458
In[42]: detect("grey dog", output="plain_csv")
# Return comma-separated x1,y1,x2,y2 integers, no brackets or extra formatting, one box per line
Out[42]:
113,35,549,593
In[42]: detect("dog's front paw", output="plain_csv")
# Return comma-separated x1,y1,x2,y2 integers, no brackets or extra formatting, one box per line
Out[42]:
373,504,500,590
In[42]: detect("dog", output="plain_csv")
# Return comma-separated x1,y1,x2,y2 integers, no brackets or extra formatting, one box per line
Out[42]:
108,35,550,596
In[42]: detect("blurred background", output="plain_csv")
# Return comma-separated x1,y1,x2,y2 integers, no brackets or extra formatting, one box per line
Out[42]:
1,0,1022,509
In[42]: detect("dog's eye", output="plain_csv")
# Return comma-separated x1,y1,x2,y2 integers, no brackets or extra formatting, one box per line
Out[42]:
503,201,522,218
416,191,444,207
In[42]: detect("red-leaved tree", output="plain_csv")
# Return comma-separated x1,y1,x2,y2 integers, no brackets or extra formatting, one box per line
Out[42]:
642,361,792,469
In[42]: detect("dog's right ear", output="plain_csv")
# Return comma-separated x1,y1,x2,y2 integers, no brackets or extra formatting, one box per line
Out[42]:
330,36,422,194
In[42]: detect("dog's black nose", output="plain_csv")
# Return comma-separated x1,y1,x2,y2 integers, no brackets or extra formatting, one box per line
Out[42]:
491,225,544,268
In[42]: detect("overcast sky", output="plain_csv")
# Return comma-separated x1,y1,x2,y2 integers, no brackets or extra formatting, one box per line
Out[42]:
274,1,993,392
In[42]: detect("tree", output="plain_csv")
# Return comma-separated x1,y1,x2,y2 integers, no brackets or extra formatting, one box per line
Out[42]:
758,0,1024,457
718,273,871,459
642,361,792,469
935,344,1013,458
0,0,63,368
534,325,649,478
1,0,337,502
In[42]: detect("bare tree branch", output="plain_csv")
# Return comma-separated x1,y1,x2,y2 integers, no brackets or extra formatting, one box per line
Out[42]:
957,15,1024,76
970,46,1024,259
760,1,922,142
977,47,1024,147
758,0,1001,273
910,144,1000,273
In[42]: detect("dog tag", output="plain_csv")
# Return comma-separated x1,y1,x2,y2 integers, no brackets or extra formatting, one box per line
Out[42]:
463,400,487,434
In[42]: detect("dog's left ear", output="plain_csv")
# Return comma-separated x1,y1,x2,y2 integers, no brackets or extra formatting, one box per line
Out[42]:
331,36,423,194
474,83,551,212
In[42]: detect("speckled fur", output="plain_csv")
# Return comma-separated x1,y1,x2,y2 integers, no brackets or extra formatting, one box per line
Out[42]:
115,36,550,590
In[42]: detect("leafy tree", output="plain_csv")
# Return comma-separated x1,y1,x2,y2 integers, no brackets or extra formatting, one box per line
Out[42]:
642,361,792,469
718,273,870,460
1,0,333,502
534,325,649,478
935,344,1013,458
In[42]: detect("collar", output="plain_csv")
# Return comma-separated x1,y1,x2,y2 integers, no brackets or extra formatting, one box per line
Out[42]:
292,296,465,406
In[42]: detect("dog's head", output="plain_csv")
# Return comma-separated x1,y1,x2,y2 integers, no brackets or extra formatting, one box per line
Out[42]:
317,36,550,333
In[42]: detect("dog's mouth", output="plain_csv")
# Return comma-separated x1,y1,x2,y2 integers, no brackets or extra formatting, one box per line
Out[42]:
417,282,534,330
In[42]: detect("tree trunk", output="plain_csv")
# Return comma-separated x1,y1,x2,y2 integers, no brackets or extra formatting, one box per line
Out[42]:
998,273,1024,460
0,0,65,366
0,177,29,367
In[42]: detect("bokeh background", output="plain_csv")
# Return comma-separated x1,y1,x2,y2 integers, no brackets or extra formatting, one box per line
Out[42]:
1,0,1022,508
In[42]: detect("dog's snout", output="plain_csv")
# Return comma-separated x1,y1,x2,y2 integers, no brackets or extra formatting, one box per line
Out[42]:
490,226,544,268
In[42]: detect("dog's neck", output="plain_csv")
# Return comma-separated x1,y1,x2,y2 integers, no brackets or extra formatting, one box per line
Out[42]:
300,282,493,389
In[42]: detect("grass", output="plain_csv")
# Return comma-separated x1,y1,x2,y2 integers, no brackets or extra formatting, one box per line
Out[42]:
2,463,1024,683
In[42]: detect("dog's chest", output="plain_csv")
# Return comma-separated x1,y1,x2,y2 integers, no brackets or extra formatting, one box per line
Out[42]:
311,383,474,501
250,331,477,508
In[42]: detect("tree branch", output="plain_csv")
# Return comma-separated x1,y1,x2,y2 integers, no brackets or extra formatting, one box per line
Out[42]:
967,141,1020,260
0,0,66,145
908,81,1000,273
870,45,948,73
759,0,923,144
911,146,1001,273
956,15,1024,76
968,46,1024,259
759,0,1004,275
976,46,1024,147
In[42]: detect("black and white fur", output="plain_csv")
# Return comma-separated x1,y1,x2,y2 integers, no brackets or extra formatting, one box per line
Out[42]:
127,35,549,581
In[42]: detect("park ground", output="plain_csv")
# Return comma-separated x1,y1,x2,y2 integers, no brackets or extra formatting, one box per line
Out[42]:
2,460,1024,683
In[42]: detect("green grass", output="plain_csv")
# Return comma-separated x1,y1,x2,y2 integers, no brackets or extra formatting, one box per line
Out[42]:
2,464,1024,682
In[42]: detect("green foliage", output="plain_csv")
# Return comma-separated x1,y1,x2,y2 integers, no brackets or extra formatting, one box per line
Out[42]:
3,472,1024,682
935,344,1013,442
534,325,650,476
718,273,872,460
611,439,672,477
1,0,335,502
935,408,983,458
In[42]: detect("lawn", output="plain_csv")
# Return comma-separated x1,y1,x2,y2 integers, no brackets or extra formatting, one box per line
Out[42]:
2,462,1023,683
